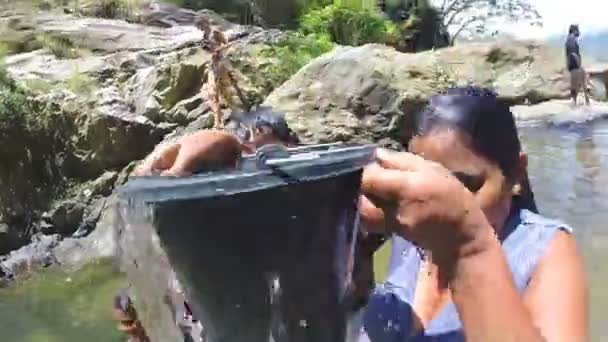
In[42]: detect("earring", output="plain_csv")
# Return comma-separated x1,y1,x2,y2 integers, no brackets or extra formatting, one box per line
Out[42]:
512,183,522,196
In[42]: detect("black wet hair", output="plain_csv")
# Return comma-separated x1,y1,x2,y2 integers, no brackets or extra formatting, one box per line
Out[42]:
414,86,538,213
227,106,300,145
252,107,300,145
569,24,580,35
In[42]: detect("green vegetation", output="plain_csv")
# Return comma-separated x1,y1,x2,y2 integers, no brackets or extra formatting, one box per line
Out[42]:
0,34,42,57
0,31,87,59
0,61,74,221
35,34,87,59
251,0,450,91
73,0,145,22
65,67,97,95
256,32,334,91
254,4,397,91
429,57,459,90
299,5,397,46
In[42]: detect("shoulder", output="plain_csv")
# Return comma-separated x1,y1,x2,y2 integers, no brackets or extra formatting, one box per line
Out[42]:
522,213,588,340
501,209,576,290
516,209,578,271
518,209,574,235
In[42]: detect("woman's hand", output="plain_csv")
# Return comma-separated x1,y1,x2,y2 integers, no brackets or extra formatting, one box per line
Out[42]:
359,148,496,265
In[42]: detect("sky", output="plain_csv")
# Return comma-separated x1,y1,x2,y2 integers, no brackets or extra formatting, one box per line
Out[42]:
501,0,608,39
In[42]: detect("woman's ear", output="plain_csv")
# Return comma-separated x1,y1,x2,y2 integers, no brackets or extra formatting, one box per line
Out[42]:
512,152,528,195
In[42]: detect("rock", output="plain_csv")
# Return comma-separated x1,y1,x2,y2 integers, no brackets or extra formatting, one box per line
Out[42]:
0,234,61,281
39,0,52,11
587,63,608,101
115,161,140,187
0,222,14,255
264,42,608,147
264,44,423,147
5,50,108,83
512,100,608,127
74,105,173,177
45,199,86,236
125,48,210,122
0,9,270,258
158,54,208,110
95,86,131,117
589,76,607,102
163,94,209,125
160,113,215,143
53,196,117,270
89,171,119,197
34,14,204,53
140,2,195,28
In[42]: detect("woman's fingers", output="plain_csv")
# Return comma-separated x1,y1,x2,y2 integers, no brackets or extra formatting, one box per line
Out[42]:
375,148,428,172
361,163,409,203
358,195,386,232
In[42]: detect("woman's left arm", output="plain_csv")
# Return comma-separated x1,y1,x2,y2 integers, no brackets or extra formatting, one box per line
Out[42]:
523,230,589,342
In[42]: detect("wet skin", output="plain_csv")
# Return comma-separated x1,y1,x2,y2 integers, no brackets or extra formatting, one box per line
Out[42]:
133,130,243,177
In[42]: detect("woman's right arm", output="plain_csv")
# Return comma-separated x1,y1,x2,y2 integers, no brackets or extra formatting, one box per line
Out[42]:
447,226,546,341
359,149,546,341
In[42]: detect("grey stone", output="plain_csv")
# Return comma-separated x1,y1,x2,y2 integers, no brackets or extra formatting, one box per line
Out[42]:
47,200,86,236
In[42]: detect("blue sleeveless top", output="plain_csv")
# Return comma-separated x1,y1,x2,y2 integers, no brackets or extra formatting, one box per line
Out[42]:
356,208,573,342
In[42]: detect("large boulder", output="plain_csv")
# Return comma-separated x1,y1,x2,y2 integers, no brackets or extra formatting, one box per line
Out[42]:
264,41,608,147
587,63,608,101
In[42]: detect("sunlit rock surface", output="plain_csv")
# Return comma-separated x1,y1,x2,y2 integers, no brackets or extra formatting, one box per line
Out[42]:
513,100,608,127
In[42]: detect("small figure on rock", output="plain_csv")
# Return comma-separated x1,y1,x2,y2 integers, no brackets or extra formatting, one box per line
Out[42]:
195,16,250,129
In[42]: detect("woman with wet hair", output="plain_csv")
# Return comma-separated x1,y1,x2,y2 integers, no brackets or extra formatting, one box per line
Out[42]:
356,86,588,341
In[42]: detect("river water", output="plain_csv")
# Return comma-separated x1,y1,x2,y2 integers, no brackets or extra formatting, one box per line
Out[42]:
1,120,607,341
522,120,608,341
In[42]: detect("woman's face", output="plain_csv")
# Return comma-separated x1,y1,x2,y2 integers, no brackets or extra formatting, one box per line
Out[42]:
408,128,525,232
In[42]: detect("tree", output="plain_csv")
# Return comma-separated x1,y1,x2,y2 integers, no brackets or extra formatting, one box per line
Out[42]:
435,0,542,45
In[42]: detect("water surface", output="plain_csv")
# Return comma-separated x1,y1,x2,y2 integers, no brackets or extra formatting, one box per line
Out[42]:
0,259,125,342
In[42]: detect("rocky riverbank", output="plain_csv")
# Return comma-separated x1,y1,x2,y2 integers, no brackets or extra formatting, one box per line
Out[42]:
1,5,608,283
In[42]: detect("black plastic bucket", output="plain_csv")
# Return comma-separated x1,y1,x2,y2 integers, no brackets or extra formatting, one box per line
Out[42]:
115,143,376,342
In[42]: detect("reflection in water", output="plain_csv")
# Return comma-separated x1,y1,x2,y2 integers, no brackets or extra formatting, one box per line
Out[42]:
520,121,608,342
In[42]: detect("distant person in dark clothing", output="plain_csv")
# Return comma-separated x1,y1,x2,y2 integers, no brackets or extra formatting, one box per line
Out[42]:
565,24,590,106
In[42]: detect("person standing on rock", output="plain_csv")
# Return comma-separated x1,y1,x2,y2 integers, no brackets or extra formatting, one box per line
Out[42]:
565,24,591,106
